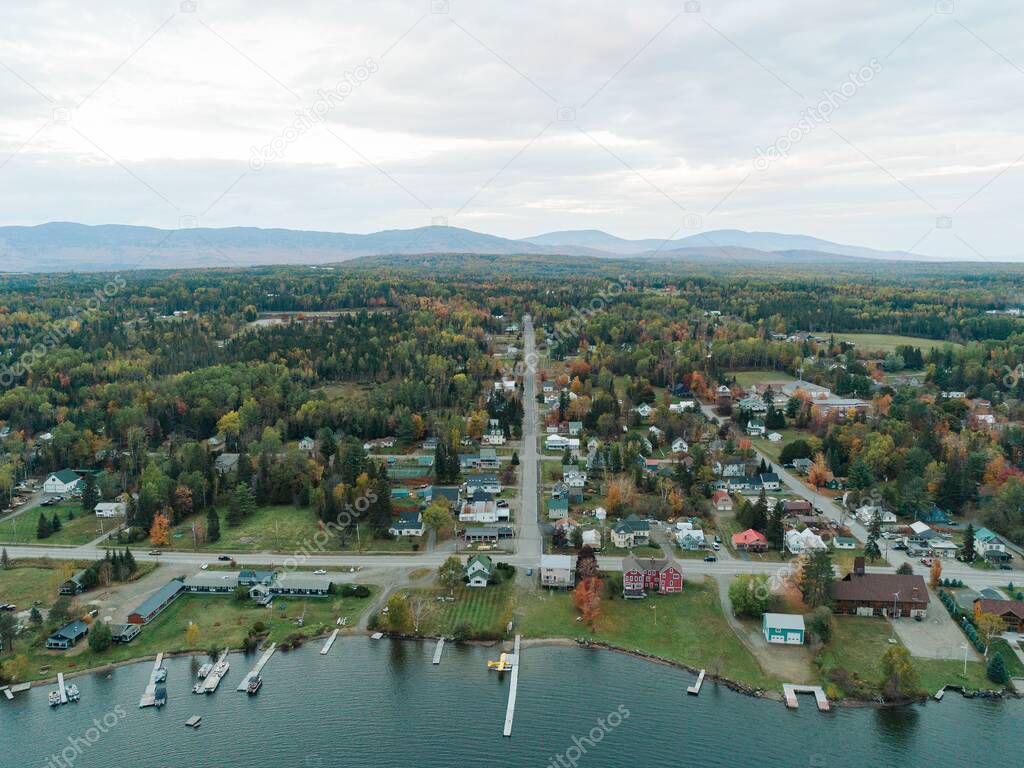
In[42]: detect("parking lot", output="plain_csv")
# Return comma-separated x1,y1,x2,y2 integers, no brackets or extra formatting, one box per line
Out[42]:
892,603,982,662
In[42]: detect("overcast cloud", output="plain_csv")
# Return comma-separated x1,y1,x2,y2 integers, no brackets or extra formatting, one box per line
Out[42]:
1,0,1022,259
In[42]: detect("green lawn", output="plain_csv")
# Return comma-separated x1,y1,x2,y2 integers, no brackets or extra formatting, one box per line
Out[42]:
0,565,63,607
834,332,962,354
0,503,115,546
2,589,374,683
755,428,805,463
158,505,420,553
517,578,779,690
408,584,514,638
726,370,797,388
816,616,991,698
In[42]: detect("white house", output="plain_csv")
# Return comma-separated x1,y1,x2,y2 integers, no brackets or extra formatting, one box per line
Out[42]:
746,420,766,437
767,432,783,442
671,437,689,454
759,473,781,491
856,505,896,526
298,436,315,452
668,400,695,413
94,501,126,518
563,469,587,488
465,555,494,588
388,511,424,537
633,403,654,419
545,434,580,452
460,498,506,524
464,475,502,495
785,528,827,555
974,528,1007,560
43,469,81,495
676,528,705,550
581,529,601,549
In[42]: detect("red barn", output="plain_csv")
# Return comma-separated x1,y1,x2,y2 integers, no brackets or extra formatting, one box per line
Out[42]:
622,555,683,598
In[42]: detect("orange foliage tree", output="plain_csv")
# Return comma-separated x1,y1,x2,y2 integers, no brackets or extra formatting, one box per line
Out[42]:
573,576,604,629
150,511,171,547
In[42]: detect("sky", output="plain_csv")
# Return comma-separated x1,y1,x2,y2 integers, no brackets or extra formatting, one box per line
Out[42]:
1,0,1023,260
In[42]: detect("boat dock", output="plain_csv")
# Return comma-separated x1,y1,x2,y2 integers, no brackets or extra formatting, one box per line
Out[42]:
138,653,165,708
432,638,445,665
201,649,230,694
502,635,521,737
321,629,339,656
934,686,946,701
687,669,706,695
56,673,68,705
2,683,30,701
237,644,276,691
782,684,830,712
185,715,202,728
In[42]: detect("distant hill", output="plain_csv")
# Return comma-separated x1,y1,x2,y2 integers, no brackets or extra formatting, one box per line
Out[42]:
0,221,969,273
522,228,929,261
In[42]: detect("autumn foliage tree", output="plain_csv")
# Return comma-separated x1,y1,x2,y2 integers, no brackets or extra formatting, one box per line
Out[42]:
150,511,171,547
929,558,942,589
807,452,832,491
573,576,603,629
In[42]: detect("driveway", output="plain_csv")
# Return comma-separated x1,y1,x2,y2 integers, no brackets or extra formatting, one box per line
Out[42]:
891,600,982,661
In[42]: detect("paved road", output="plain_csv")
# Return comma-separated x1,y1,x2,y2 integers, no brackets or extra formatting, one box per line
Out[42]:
516,315,542,564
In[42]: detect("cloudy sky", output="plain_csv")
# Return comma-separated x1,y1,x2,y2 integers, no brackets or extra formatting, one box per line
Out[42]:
1,0,1023,259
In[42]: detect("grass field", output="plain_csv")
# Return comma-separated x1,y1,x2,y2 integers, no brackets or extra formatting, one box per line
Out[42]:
517,578,779,690
0,565,63,607
158,505,420,553
754,428,805,463
409,584,515,638
726,370,797,388
834,333,962,354
2,589,375,683
816,616,991,697
0,503,114,546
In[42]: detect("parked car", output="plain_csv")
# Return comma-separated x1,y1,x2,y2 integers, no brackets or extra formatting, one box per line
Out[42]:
703,555,717,562
200,562,209,570
713,542,721,551
148,550,162,556
921,557,933,566
0,604,16,612
313,569,327,575
217,555,231,561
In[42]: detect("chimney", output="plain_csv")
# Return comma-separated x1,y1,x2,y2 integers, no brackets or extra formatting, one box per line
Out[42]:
853,556,865,576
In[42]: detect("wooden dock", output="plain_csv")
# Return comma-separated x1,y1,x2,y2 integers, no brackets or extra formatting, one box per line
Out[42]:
1,683,29,701
185,715,202,728
782,684,830,712
237,644,276,691
502,635,521,737
57,673,68,705
138,653,164,708
321,629,339,656
687,669,706,695
432,638,445,665
201,649,230,694
934,686,946,701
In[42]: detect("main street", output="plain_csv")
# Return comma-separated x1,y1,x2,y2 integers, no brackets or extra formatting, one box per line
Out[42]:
515,315,543,563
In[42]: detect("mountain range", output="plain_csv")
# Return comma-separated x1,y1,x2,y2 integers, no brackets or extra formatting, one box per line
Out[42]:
0,221,936,272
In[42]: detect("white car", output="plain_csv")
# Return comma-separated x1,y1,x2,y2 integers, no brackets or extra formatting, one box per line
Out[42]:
313,569,327,575
200,562,209,570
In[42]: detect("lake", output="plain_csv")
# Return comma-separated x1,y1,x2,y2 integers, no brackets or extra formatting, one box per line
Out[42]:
3,638,1021,767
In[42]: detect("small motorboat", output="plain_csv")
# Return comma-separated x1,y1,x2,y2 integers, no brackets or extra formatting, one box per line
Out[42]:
487,653,513,672
246,675,263,695
197,663,213,679
65,684,80,702
48,691,61,707
192,682,205,695
154,668,167,684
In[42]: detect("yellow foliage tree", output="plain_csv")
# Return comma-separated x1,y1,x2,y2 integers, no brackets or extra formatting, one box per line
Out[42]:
185,621,200,647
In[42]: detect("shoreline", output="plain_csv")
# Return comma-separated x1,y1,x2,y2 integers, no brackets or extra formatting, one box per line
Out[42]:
12,629,1016,710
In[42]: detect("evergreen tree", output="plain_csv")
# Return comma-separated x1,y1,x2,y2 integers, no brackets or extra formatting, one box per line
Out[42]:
123,547,136,575
36,513,52,539
369,474,392,535
962,522,976,563
51,513,62,532
207,507,221,542
0,548,8,569
987,651,1008,685
766,501,785,550
847,459,874,490
237,452,254,487
126,494,139,526
751,490,769,533
80,473,98,513
511,451,519,466
865,512,883,562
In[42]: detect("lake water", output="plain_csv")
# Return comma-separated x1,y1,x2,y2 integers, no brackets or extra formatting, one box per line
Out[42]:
3,638,1021,767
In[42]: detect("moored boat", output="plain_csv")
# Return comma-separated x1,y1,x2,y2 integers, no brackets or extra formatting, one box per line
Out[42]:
246,675,263,695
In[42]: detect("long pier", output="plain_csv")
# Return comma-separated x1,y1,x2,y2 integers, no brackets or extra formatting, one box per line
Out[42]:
502,635,521,737
432,638,445,665
237,644,276,691
138,653,165,708
687,669,706,695
321,630,339,656
57,673,68,705
782,684,830,711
